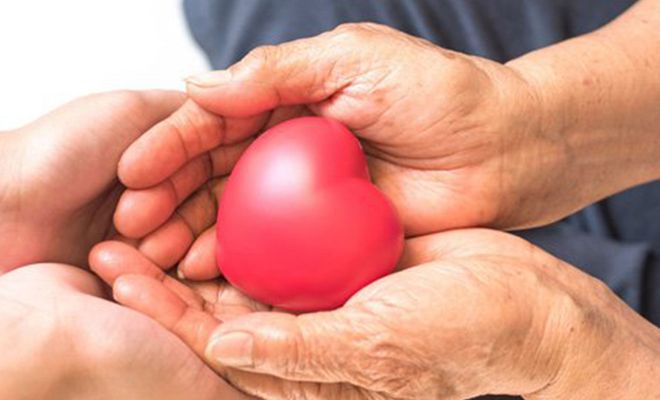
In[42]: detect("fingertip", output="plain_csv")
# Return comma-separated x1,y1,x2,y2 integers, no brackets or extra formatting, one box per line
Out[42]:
89,240,131,285
117,146,141,188
114,186,177,239
112,274,135,303
178,227,220,281
89,240,120,267
138,217,194,269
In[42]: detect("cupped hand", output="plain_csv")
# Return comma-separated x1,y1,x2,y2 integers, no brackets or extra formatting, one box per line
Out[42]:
110,23,578,278
90,230,660,399
0,90,185,272
0,263,250,400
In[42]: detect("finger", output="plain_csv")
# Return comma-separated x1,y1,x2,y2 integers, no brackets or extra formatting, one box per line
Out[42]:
0,263,107,299
186,279,271,320
203,308,377,386
262,105,312,130
31,90,186,150
114,140,249,238
185,31,352,118
398,229,534,268
125,178,226,271
221,369,373,400
89,240,204,308
109,233,140,247
178,225,220,280
136,215,193,269
118,100,268,189
123,179,226,270
113,274,220,355
112,275,370,400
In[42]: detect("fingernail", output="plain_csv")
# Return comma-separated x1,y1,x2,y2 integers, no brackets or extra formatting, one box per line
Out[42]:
206,331,254,367
176,267,186,280
185,70,232,87
112,277,131,303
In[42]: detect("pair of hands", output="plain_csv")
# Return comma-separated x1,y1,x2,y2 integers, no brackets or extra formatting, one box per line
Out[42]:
0,92,249,399
2,21,658,399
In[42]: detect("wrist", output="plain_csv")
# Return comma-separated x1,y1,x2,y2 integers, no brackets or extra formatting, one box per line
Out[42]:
0,129,39,273
506,27,660,209
527,278,660,399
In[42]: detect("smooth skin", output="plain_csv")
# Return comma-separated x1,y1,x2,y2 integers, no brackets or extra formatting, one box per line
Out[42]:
91,0,660,398
0,92,248,399
0,90,184,272
0,264,248,400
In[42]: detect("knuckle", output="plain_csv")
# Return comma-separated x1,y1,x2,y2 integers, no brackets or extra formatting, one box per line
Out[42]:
242,44,280,70
331,22,394,44
340,307,432,397
166,102,226,157
105,90,149,112
332,22,371,41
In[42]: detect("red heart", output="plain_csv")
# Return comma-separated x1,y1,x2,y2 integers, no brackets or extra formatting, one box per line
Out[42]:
217,117,403,311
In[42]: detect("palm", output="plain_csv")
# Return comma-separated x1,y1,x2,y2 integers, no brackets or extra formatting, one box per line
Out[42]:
0,263,248,399
89,230,565,399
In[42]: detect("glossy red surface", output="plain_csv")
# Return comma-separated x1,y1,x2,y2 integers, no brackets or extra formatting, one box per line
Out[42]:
217,117,403,311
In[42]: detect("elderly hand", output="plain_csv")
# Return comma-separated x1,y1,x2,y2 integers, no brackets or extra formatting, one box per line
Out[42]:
0,90,184,272
111,23,545,259
111,21,660,280
0,263,250,400
108,22,547,279
90,230,659,399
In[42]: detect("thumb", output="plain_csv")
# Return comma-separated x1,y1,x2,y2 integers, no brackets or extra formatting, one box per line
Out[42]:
204,308,374,385
22,90,186,197
185,29,354,118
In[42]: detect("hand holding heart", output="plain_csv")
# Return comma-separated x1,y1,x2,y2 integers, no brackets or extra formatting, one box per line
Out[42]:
106,22,567,283
217,117,402,311
90,229,658,399
89,21,660,400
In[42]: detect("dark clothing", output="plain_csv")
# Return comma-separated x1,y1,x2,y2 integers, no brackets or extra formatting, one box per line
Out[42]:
183,1,659,397
183,0,634,65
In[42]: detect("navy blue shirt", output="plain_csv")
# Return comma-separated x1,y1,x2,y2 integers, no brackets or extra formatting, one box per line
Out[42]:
183,0,659,331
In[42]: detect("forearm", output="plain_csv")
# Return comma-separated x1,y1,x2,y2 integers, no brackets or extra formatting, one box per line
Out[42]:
529,341,659,400
507,0,660,205
533,318,659,399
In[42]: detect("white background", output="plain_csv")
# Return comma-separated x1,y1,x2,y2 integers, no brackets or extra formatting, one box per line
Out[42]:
0,0,208,130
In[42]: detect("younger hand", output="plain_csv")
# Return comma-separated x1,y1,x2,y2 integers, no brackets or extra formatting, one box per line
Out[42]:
0,90,184,272
0,263,249,400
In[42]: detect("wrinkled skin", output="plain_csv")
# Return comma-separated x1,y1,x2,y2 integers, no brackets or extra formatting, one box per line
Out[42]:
87,22,658,398
0,264,249,400
90,230,659,399
109,23,572,279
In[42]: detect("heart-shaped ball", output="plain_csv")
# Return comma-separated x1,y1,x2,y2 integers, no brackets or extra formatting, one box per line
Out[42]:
217,116,403,311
